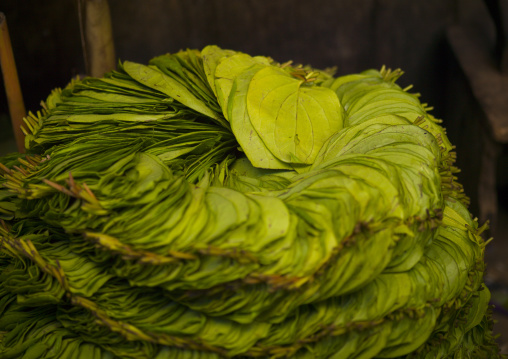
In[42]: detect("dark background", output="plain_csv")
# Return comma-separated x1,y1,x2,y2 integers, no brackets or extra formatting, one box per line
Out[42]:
1,0,503,197
1,0,507,352
0,0,465,119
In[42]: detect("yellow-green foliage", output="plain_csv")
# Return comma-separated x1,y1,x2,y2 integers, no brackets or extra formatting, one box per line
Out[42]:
0,47,501,358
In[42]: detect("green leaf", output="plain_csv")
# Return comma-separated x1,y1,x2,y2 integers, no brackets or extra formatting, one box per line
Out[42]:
228,64,292,170
214,53,271,119
201,45,237,98
123,61,224,125
246,66,344,164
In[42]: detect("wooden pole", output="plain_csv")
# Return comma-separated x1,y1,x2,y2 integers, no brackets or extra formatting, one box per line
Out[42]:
0,12,26,153
79,0,116,77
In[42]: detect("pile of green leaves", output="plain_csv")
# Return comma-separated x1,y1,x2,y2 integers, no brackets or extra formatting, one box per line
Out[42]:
0,46,501,358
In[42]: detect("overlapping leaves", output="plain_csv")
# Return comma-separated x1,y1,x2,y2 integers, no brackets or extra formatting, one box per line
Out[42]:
0,47,500,358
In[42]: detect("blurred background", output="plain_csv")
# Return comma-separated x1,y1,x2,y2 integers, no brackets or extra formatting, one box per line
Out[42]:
1,0,507,352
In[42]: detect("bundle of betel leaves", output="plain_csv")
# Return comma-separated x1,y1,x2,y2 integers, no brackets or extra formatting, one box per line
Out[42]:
0,45,502,358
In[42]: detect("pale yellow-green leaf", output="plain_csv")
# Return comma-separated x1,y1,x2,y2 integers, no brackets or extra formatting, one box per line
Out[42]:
246,66,344,164
214,53,270,120
201,45,236,98
228,64,292,170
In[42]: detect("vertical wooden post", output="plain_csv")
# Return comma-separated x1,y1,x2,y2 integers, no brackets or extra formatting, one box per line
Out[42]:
78,0,116,78
0,12,26,153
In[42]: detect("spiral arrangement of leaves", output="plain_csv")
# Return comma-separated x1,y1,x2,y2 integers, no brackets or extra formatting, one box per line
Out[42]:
0,46,502,358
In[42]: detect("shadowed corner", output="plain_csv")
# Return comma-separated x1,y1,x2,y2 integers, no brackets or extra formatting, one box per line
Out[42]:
485,182,508,355
0,113,18,156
